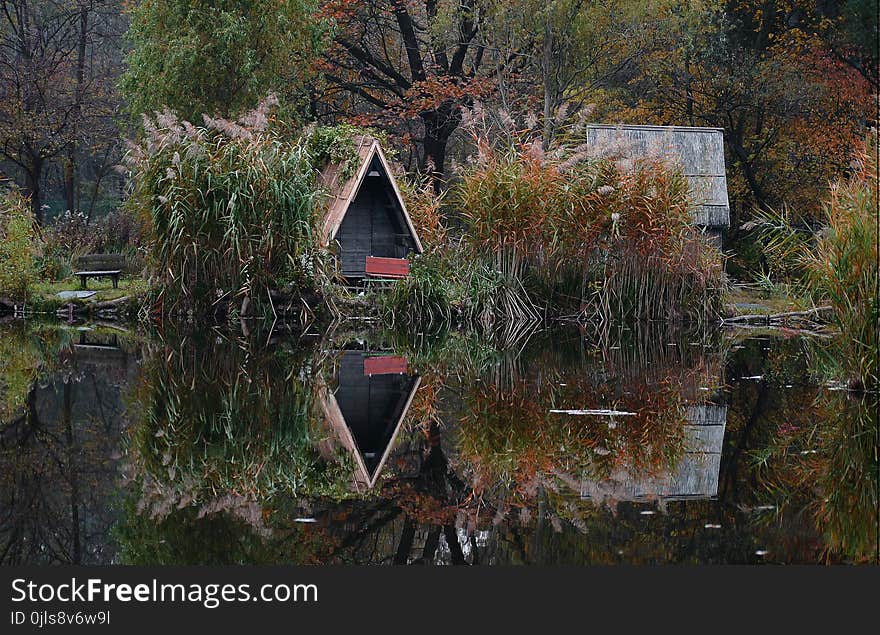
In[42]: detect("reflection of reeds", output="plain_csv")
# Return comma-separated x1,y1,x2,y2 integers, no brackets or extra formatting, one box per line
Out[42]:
448,328,719,517
128,329,355,526
456,376,689,500
814,394,878,562
753,387,878,563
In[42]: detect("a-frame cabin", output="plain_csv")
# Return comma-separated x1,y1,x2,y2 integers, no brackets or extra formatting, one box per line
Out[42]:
318,351,421,491
318,136,424,280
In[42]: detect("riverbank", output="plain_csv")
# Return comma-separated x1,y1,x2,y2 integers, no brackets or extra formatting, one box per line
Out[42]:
1,277,149,320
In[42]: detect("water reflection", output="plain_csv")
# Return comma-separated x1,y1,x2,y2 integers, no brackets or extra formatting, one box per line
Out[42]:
0,321,876,564
0,323,139,564
320,350,421,490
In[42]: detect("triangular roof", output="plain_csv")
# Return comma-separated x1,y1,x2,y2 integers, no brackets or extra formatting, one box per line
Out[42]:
317,135,424,253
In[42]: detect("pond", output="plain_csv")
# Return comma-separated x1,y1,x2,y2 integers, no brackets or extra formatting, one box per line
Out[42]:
0,320,876,564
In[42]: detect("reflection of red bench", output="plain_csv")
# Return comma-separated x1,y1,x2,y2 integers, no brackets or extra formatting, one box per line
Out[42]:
364,356,408,375
365,256,409,279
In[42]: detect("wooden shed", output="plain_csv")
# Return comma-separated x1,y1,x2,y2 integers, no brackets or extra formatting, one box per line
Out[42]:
317,136,424,279
584,124,730,229
318,351,421,491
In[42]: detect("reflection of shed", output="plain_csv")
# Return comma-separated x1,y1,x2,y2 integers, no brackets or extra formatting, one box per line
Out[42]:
318,136,423,279
579,405,727,502
319,351,421,490
584,124,730,229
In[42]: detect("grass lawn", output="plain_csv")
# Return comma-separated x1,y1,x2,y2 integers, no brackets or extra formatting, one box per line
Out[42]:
32,276,150,309
723,283,809,317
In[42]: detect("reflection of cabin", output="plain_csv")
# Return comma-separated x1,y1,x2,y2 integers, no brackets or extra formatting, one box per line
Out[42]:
584,124,730,231
319,351,421,490
579,405,727,503
318,136,423,279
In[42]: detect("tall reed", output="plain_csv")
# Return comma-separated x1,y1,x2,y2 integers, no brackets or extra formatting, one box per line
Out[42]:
125,100,322,317
754,132,878,389
0,188,38,302
449,134,723,324
803,133,878,390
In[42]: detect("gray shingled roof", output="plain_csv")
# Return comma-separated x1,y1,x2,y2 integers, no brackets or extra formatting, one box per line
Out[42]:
584,124,730,227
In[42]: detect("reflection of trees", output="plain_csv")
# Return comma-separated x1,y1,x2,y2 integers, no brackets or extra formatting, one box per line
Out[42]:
0,325,139,564
6,321,866,565
115,498,336,565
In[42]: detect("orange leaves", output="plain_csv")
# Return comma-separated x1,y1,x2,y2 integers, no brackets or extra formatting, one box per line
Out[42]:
395,76,492,119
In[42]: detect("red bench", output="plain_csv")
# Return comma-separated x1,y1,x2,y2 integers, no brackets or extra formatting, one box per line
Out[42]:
364,356,408,375
364,256,410,279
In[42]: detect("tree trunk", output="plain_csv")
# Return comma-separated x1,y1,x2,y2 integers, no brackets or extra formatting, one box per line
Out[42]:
25,155,44,225
66,4,89,216
420,103,461,194
64,380,81,564
421,121,448,193
64,159,76,214
542,17,555,149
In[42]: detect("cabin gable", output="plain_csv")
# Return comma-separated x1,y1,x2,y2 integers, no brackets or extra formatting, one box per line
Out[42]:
318,351,421,491
318,136,423,279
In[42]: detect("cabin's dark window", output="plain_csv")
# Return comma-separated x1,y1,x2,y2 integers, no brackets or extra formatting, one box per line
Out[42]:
333,351,418,478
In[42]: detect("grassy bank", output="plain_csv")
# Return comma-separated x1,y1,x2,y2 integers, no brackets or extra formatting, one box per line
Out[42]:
751,132,877,389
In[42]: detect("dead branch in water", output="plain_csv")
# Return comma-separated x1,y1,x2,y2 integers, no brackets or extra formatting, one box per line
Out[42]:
722,305,833,331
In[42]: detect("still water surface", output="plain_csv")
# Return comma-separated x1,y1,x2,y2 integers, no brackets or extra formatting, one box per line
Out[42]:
1,321,876,564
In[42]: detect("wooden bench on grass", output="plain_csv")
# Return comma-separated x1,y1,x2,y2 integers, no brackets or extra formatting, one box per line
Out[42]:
364,256,409,281
73,253,125,290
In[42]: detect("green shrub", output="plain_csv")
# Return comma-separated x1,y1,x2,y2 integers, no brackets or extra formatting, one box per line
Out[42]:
0,189,38,300
381,252,452,328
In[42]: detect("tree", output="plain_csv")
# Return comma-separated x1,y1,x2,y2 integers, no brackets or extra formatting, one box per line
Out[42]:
823,0,878,92
625,0,872,224
319,0,491,190
0,1,124,224
120,0,327,122
486,0,665,149
1,1,82,223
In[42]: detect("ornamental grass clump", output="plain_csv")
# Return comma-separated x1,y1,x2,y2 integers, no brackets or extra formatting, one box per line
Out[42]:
451,131,723,324
125,98,321,316
753,132,878,390
0,188,38,302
